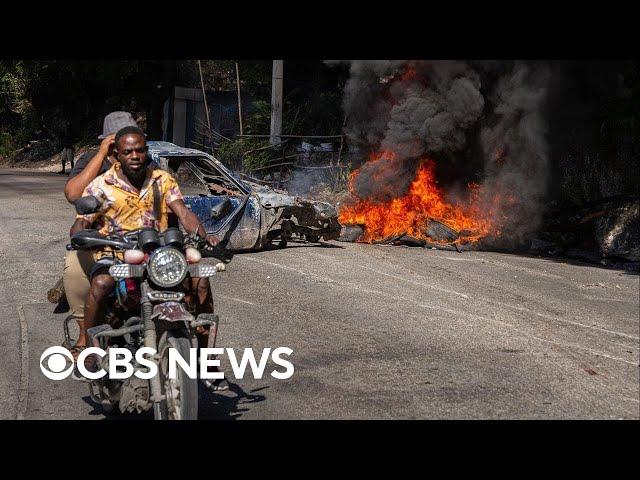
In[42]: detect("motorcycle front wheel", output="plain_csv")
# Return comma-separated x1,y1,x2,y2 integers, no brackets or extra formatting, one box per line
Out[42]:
157,330,198,420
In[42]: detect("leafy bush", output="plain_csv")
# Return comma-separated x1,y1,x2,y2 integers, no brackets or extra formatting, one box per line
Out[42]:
244,100,271,135
216,137,272,172
0,132,14,157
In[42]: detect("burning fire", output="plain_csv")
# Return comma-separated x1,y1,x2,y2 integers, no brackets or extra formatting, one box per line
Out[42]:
339,151,505,244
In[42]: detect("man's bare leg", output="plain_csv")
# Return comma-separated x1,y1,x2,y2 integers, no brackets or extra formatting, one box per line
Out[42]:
76,272,115,353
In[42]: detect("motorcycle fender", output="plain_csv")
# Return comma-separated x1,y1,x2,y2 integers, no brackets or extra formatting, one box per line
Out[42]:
150,301,194,323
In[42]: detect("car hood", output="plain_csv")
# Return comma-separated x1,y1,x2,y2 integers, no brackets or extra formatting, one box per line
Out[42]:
245,181,338,217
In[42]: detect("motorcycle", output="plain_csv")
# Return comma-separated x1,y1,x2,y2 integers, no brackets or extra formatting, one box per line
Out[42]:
65,195,230,420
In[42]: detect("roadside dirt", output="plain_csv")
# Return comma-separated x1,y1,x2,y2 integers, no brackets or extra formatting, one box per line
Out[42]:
0,144,94,172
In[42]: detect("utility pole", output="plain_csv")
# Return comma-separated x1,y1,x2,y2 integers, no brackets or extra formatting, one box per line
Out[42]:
197,60,211,131
235,62,244,135
270,60,283,145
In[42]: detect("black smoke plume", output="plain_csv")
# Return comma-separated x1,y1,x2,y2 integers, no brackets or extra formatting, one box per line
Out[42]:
336,60,551,243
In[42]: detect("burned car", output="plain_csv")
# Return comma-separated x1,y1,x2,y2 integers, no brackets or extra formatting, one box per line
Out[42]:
147,141,341,251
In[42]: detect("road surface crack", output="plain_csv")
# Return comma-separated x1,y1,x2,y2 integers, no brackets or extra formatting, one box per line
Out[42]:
16,304,29,420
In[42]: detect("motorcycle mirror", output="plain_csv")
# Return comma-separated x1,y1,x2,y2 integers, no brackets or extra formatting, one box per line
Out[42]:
210,198,232,220
75,195,102,215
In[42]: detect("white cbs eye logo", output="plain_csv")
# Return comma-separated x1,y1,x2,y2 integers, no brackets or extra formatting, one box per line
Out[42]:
40,346,74,380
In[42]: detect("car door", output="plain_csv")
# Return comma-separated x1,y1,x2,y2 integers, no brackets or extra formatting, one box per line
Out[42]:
183,193,262,250
174,155,261,250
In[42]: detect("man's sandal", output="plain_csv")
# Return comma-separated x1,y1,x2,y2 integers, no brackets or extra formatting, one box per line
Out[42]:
202,378,229,392
69,344,86,362
70,345,98,382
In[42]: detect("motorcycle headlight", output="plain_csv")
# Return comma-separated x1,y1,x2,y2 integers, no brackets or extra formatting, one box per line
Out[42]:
147,247,188,288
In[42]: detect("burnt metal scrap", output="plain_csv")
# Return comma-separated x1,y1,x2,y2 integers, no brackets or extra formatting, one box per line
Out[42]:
337,218,481,252
338,224,365,242
337,195,640,271
147,141,341,251
530,195,640,268
424,219,459,243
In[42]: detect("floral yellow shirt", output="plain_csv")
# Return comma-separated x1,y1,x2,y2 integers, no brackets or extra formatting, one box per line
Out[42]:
77,163,184,256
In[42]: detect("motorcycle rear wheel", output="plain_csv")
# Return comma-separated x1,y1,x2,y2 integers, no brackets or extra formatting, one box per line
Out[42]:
157,330,198,420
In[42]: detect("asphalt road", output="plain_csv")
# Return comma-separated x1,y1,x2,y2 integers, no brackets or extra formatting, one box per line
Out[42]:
1,169,638,420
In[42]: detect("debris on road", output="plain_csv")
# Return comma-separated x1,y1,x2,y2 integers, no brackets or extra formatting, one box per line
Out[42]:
338,224,364,242
47,277,65,304
423,219,459,243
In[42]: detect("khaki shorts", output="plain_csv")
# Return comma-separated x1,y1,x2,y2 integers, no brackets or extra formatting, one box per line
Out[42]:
62,250,96,320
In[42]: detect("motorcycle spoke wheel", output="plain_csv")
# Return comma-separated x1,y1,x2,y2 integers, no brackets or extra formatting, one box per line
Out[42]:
158,331,198,420
161,362,182,420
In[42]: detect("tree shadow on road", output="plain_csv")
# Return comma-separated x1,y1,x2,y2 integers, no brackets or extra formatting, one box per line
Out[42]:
253,240,344,253
513,251,639,277
80,380,268,420
198,381,268,420
81,395,153,420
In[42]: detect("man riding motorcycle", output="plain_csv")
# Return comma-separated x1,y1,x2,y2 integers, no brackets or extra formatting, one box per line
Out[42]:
62,112,140,356
69,125,222,376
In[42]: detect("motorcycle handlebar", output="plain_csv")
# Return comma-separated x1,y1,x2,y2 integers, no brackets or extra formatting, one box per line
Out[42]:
69,229,232,262
70,230,135,251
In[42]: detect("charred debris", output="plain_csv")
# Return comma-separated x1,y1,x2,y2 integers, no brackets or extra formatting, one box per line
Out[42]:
338,195,639,273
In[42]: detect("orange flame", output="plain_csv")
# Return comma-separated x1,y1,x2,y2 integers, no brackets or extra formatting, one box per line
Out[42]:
339,152,504,244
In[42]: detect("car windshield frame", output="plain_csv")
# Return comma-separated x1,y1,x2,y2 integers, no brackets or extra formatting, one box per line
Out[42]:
147,142,251,195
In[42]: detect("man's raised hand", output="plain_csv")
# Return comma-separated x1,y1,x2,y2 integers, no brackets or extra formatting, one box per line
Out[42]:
99,134,116,155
